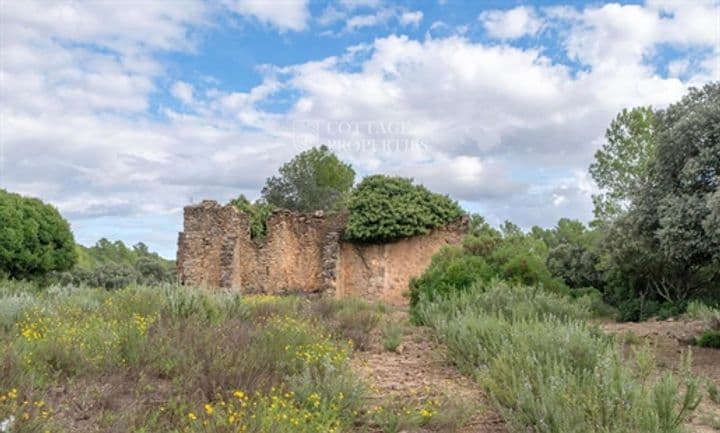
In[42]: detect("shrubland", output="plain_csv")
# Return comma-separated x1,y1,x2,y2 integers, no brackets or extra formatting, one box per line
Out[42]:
413,280,702,433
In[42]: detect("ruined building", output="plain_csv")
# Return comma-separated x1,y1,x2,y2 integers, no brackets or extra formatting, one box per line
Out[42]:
177,200,468,304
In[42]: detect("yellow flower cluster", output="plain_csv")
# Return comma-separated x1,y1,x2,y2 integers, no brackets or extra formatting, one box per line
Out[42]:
16,305,158,370
241,294,284,306
0,388,51,428
184,388,345,433
289,339,350,367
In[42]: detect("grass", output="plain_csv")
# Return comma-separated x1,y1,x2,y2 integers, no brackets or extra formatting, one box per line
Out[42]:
381,322,404,352
0,285,372,432
414,280,702,433
1,283,471,433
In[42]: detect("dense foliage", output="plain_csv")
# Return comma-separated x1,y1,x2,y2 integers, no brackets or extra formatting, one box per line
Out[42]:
345,175,464,243
602,83,720,312
69,239,175,288
261,145,355,213
228,194,275,239
409,216,568,317
0,190,76,280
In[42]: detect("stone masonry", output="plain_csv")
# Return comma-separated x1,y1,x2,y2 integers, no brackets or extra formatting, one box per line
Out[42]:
177,200,468,304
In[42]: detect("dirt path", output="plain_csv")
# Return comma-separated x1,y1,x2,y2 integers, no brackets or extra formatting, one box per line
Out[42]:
600,319,720,432
351,310,506,433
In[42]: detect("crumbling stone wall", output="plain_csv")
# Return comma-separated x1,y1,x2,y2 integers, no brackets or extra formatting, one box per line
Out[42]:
337,219,468,304
177,201,467,304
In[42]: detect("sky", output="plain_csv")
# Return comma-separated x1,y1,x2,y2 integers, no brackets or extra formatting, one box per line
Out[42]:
0,0,719,259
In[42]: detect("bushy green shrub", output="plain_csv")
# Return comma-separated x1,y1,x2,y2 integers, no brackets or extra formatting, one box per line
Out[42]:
0,190,76,280
409,246,494,314
345,175,464,243
696,330,720,348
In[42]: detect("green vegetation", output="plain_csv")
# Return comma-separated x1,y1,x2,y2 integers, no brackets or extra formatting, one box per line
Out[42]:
600,83,720,315
589,106,656,221
409,216,569,320
345,175,464,243
70,238,175,288
0,287,344,432
413,281,701,433
261,145,355,213
0,190,76,280
228,194,275,239
381,322,404,352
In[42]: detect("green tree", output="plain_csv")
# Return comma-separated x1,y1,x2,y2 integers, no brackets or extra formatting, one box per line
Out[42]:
589,106,656,222
344,175,464,243
607,83,720,304
0,190,76,279
261,146,355,213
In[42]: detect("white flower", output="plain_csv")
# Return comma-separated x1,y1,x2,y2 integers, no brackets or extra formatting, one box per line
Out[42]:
0,415,15,432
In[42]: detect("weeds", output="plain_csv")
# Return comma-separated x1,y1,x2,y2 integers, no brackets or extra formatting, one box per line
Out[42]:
708,381,720,404
382,322,404,352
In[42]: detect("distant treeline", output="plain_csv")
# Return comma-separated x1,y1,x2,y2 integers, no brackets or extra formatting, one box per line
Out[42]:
68,239,175,289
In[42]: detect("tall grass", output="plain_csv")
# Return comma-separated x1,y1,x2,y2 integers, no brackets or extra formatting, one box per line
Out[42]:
0,285,367,432
415,281,701,433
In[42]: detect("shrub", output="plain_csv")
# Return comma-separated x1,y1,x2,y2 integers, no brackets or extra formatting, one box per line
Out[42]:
696,330,720,348
381,322,404,352
409,246,494,314
0,190,76,280
686,300,720,322
345,175,464,243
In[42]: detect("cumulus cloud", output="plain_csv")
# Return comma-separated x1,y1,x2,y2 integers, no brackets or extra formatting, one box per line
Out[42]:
479,6,543,39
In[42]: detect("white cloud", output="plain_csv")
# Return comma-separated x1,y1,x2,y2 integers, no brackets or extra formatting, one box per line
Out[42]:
400,11,423,27
222,0,310,31
1,0,718,256
479,6,543,39
171,81,194,104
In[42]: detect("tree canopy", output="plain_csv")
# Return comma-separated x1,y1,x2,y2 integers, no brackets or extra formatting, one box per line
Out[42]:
261,146,355,213
0,190,76,279
589,106,656,222
604,83,720,304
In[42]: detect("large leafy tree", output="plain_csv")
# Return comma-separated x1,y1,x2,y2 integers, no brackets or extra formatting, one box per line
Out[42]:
261,146,355,213
589,106,656,222
607,83,720,303
0,190,76,279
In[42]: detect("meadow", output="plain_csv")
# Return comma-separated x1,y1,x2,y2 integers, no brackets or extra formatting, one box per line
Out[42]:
0,282,473,433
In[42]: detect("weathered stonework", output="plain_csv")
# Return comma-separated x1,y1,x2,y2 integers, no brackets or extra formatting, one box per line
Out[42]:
177,200,467,304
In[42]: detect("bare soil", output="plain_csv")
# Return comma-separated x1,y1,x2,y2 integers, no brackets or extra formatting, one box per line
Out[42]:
351,310,506,433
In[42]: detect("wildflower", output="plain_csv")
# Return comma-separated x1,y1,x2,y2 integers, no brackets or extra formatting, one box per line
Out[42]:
204,403,214,415
187,412,197,421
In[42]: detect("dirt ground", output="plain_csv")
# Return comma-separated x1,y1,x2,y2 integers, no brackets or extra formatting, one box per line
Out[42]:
600,319,720,433
351,310,506,433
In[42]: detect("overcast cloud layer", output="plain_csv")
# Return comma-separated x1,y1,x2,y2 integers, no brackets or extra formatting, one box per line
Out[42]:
1,0,718,257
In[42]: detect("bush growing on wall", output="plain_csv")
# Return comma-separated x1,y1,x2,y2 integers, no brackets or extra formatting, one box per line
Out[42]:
228,195,275,239
344,175,464,243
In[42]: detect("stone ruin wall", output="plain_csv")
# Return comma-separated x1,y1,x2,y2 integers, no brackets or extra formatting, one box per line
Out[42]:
177,200,468,304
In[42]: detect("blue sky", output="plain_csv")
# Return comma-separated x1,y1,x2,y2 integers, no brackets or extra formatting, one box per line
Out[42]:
1,0,718,258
